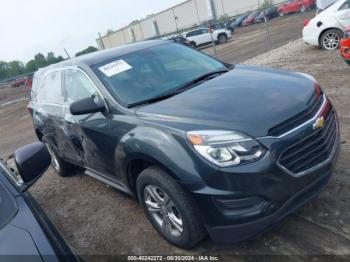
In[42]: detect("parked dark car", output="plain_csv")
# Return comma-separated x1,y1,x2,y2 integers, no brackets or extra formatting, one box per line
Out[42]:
29,40,340,248
223,18,236,32
229,14,249,28
167,35,191,46
0,143,78,261
255,6,279,23
242,11,259,26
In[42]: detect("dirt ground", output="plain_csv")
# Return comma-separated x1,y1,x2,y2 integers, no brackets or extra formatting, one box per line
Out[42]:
1,16,350,261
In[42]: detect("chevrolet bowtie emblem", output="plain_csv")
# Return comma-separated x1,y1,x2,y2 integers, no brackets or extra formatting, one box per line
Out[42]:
313,116,325,130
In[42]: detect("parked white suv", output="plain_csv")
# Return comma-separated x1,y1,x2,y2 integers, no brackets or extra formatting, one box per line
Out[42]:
183,28,232,48
303,0,350,50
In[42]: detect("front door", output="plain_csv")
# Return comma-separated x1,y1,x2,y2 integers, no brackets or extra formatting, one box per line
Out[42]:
62,68,112,176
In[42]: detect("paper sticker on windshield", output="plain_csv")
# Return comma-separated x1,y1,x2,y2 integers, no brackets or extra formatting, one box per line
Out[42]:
99,60,132,77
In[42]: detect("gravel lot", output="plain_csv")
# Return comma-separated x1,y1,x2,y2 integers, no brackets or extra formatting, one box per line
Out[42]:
1,37,350,260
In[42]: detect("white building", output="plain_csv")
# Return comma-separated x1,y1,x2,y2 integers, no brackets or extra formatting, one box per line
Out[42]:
97,0,285,49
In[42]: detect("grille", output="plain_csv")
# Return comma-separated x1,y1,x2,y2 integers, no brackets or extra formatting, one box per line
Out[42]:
279,110,337,175
268,94,323,137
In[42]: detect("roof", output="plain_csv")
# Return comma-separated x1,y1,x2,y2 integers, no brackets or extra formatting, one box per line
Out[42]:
44,40,168,70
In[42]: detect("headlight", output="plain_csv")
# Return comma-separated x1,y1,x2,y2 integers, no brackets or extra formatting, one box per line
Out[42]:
187,130,266,167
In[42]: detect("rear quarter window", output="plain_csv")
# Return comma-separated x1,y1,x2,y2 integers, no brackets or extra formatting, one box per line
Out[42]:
37,71,64,104
339,0,350,10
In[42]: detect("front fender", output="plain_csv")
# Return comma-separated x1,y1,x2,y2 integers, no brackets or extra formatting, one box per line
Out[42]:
115,126,207,189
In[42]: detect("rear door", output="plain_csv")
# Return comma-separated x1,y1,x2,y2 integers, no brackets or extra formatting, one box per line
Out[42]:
186,30,202,45
199,28,211,44
33,70,67,158
62,68,112,175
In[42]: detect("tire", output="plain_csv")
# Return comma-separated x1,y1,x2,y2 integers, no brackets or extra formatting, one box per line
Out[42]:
43,139,75,177
217,33,228,44
279,11,284,17
320,29,343,50
190,41,196,48
300,5,306,13
136,167,205,249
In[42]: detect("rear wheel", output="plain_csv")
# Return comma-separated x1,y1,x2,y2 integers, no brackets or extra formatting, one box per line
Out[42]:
43,140,75,177
136,167,205,249
320,29,343,50
217,33,228,44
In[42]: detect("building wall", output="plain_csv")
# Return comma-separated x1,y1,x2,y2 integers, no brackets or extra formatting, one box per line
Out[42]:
108,30,127,47
155,8,178,35
129,23,144,42
140,16,157,39
194,0,211,23
173,0,200,30
218,0,259,17
97,0,288,48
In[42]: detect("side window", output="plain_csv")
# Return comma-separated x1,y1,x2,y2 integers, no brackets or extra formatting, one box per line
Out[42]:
339,0,350,10
64,69,98,104
201,28,209,34
186,31,194,37
37,71,64,104
195,30,203,35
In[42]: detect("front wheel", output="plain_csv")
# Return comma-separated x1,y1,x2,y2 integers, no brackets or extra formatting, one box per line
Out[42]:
136,167,205,249
217,33,228,44
279,11,284,17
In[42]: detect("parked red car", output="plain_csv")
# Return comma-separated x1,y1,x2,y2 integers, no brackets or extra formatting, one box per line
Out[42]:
11,76,32,88
242,11,259,26
277,0,315,16
340,26,350,66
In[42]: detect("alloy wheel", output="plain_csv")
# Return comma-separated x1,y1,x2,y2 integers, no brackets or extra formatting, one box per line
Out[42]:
218,35,227,44
144,185,183,238
322,33,340,50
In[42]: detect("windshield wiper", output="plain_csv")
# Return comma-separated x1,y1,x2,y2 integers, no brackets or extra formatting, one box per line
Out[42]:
128,69,228,108
128,92,177,108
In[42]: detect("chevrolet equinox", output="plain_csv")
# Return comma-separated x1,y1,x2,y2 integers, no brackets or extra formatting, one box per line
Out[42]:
29,40,340,248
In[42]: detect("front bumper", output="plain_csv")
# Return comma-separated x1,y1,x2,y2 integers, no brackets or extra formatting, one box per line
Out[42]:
189,100,340,243
207,164,336,243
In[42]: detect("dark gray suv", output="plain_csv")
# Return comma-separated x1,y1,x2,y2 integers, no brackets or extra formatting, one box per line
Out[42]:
29,40,340,248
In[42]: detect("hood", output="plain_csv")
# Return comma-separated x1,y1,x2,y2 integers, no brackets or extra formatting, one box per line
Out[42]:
136,65,316,138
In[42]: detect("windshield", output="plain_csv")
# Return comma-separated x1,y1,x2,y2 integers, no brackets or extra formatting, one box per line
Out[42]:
92,43,227,107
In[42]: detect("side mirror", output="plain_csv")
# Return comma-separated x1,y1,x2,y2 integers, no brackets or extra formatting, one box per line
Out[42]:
70,97,105,115
14,142,51,191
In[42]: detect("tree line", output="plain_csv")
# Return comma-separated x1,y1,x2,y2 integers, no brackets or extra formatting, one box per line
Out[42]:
0,46,98,81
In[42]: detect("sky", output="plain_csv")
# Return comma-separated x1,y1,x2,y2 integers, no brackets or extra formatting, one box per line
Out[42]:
0,0,185,63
